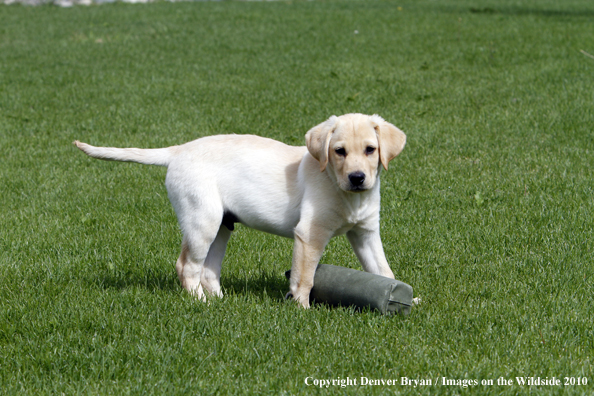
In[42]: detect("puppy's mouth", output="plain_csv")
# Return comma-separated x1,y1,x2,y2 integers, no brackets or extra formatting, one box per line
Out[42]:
348,185,369,193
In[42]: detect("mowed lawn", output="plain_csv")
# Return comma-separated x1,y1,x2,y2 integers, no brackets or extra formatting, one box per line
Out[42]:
1,0,593,394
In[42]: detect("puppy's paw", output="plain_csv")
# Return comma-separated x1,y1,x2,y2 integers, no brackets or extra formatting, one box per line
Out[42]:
284,291,310,308
186,284,207,302
294,292,311,309
299,299,311,309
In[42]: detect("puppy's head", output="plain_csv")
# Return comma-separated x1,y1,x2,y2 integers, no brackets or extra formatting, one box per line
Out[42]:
306,114,406,192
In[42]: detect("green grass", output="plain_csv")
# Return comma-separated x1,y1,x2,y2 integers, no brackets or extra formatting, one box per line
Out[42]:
1,0,593,394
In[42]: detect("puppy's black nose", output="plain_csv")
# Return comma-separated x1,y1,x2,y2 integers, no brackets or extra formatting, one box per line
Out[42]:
349,172,366,187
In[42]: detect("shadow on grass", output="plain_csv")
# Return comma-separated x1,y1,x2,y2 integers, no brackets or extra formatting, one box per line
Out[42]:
90,267,289,300
222,270,289,302
91,268,180,293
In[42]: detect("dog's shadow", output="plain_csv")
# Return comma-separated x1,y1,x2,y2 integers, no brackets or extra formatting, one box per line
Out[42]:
221,269,289,301
92,267,289,301
92,268,180,293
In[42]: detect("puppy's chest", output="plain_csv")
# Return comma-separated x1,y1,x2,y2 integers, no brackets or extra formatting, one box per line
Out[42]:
334,196,379,233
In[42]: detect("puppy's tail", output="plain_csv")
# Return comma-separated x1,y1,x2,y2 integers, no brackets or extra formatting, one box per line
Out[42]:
73,140,175,167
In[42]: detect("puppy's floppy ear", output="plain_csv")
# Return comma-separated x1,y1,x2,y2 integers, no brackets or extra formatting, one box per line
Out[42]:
370,114,406,170
305,115,338,172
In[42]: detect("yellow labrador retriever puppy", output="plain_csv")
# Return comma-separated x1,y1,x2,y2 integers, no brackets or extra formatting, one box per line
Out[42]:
75,113,406,308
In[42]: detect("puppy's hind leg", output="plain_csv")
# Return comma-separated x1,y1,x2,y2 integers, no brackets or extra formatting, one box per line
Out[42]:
201,225,231,298
176,241,205,300
175,209,224,301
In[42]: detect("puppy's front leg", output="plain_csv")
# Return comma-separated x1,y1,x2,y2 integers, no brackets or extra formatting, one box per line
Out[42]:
346,228,395,279
289,225,333,308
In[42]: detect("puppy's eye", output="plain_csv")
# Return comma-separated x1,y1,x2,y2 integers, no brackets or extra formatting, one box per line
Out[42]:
365,146,376,155
335,148,346,156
